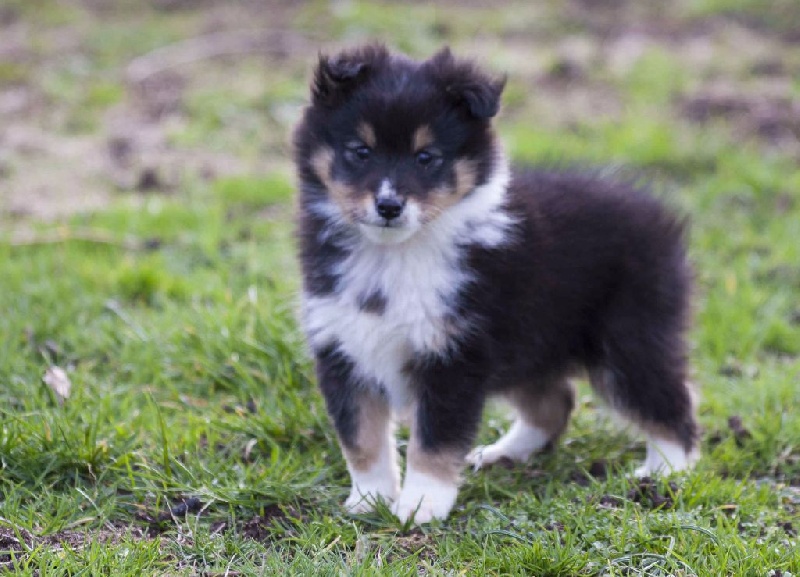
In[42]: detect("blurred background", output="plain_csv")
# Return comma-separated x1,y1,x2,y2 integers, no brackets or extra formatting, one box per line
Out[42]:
1,0,798,223
1,4,799,569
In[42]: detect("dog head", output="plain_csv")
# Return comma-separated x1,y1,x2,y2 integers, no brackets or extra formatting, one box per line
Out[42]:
295,45,506,245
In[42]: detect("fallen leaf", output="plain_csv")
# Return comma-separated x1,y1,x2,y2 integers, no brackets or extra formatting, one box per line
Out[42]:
43,365,71,404
243,438,258,462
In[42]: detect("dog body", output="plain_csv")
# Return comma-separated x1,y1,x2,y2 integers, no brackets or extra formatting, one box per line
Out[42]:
294,45,698,523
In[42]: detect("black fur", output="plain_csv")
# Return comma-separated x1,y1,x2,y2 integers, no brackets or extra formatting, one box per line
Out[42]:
408,350,491,451
357,290,387,315
297,211,349,296
426,47,506,119
467,168,696,450
314,343,360,448
311,45,389,108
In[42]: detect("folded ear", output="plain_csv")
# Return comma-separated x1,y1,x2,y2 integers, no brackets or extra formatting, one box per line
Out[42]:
311,44,389,107
426,47,506,119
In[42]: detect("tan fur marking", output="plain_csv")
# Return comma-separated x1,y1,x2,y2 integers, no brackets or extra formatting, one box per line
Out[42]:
453,159,479,198
419,159,479,223
341,394,392,472
357,122,377,148
507,379,576,443
412,125,435,151
406,435,464,485
310,146,334,182
310,146,364,221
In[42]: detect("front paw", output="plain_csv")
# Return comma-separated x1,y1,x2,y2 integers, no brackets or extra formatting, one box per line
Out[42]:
391,475,458,524
344,485,399,513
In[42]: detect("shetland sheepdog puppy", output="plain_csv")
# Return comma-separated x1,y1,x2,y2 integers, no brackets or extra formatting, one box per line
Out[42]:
293,45,698,524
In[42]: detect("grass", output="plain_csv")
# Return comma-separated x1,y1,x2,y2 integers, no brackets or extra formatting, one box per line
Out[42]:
1,0,800,574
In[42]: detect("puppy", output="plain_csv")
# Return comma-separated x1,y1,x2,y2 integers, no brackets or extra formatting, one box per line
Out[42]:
293,45,699,524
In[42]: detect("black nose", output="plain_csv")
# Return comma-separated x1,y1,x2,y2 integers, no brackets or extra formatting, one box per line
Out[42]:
375,196,405,220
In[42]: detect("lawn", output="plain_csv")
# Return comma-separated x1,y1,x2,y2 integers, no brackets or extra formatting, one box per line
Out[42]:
1,0,799,574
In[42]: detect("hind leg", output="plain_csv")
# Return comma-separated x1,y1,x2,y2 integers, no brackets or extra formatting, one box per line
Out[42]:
635,426,699,476
590,331,699,476
467,379,575,469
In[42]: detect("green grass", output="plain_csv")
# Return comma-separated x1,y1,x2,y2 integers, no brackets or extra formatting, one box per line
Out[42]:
2,0,800,574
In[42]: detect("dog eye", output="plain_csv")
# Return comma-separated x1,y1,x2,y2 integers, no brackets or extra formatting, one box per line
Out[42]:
345,145,371,164
355,146,371,161
415,150,440,168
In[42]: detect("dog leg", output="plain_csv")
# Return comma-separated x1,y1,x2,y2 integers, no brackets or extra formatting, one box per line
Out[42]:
315,345,400,512
635,433,700,477
392,435,463,524
467,380,574,468
341,394,400,512
392,358,486,523
589,339,699,477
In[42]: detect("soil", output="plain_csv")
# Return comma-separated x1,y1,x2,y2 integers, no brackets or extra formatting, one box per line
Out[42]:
240,505,292,541
0,1,311,226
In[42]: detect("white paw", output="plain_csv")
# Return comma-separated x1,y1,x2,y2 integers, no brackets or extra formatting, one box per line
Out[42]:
391,471,458,524
466,420,551,470
391,485,457,524
466,444,518,470
343,443,401,514
344,482,399,513
635,438,698,477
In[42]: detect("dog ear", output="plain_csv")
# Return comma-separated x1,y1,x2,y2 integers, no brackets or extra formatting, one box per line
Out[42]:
311,44,388,107
427,47,506,119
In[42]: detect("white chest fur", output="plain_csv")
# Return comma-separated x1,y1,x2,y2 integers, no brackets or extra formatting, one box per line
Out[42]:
302,231,467,409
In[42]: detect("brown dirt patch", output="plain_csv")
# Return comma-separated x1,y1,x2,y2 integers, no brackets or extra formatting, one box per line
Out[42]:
388,528,437,565
0,3,311,228
708,414,755,448
134,495,208,532
680,85,800,150
240,504,305,542
0,526,31,568
627,477,678,509
590,477,679,510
